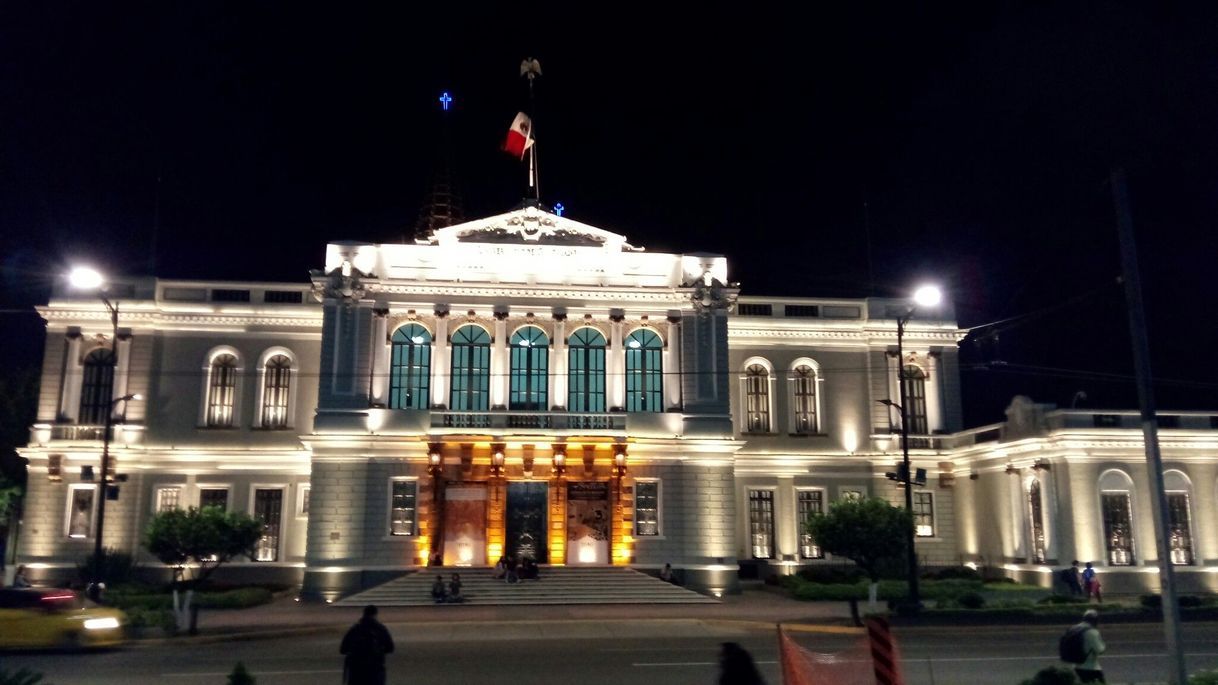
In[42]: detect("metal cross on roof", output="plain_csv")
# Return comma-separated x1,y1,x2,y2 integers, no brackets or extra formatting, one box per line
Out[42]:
554,203,565,217
439,92,453,111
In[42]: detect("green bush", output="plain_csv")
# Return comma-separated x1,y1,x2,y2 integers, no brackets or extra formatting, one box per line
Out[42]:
923,566,982,581
1141,594,1206,609
792,582,870,601
1018,665,1079,685
1039,594,1088,605
124,606,178,632
795,567,864,584
110,586,273,612
1190,670,1218,685
957,591,986,609
75,548,140,588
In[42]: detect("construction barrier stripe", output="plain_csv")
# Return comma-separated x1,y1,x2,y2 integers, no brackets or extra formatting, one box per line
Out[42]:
866,617,904,685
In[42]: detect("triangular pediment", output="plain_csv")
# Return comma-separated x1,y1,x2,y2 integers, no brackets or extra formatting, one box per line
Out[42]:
425,206,641,251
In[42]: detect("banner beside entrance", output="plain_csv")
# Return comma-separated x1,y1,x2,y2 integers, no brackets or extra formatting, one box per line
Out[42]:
444,483,488,566
566,481,610,565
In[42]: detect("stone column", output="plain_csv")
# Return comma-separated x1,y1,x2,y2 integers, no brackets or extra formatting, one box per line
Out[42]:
369,309,389,406
491,312,509,409
608,311,625,410
431,308,449,408
926,350,943,432
550,314,567,409
112,333,132,412
60,330,83,421
665,314,682,410
549,443,568,564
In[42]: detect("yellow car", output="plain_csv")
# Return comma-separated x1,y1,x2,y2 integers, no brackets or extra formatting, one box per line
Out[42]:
0,588,126,650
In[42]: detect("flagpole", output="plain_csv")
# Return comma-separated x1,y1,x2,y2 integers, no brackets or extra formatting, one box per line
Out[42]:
521,58,541,202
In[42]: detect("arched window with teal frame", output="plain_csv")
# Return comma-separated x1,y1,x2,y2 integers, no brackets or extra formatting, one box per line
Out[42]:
509,326,549,410
567,328,606,412
625,328,663,412
389,324,432,410
450,325,491,411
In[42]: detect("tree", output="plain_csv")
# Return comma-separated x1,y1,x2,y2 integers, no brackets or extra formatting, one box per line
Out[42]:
805,496,911,609
143,506,264,634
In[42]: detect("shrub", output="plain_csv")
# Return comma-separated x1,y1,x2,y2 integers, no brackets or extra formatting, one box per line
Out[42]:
792,582,869,601
925,566,982,581
1018,665,1080,685
1142,594,1205,609
76,548,140,588
796,567,864,584
197,587,273,609
1039,595,1087,605
1191,670,1218,685
957,591,986,609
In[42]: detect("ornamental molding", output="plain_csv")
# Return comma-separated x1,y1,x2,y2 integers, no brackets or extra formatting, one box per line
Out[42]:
427,206,640,251
365,282,694,305
39,308,324,330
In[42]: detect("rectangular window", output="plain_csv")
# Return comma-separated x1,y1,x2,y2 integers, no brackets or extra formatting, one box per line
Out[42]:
913,491,935,537
263,290,303,304
798,490,825,559
199,487,229,511
155,487,182,513
748,489,775,559
1101,492,1135,566
253,488,283,562
297,485,311,518
390,480,417,536
840,489,863,502
783,305,820,318
66,485,96,538
634,481,660,537
211,289,251,302
737,303,773,316
1167,492,1193,565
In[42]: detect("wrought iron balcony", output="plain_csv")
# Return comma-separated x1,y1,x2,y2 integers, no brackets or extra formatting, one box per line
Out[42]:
431,411,625,432
30,423,145,445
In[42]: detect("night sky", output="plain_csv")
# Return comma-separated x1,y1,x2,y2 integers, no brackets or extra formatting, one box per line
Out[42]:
3,3,1217,427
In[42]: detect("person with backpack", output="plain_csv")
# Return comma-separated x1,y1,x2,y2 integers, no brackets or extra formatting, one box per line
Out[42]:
340,604,395,685
1059,609,1106,683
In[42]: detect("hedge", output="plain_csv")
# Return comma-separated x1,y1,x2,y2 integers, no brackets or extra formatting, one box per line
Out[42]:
110,587,273,611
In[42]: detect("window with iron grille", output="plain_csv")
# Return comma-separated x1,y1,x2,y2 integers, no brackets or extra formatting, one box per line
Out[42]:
736,303,772,316
155,487,181,512
798,490,825,559
449,325,491,411
1167,492,1194,565
1028,479,1046,564
263,290,303,303
913,491,935,537
744,364,770,433
902,365,928,435
390,480,417,536
253,488,283,562
634,481,660,536
199,488,229,512
1101,492,1135,566
79,349,115,424
390,324,431,410
625,329,663,412
206,354,238,427
748,490,775,559
568,328,606,413
211,289,251,302
783,305,820,318
791,365,818,434
510,326,549,410
261,355,292,428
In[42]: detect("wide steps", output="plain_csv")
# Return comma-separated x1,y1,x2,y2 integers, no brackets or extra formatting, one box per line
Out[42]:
335,567,719,606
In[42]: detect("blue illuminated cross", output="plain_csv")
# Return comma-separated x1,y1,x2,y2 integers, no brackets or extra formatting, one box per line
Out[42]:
439,91,453,111
554,203,565,217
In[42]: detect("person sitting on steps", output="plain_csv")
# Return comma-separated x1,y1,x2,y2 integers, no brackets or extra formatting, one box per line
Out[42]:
447,573,464,603
430,575,448,603
491,556,508,580
505,555,520,584
520,557,539,581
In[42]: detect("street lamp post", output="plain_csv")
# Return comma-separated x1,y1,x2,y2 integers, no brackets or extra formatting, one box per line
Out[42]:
878,285,942,612
69,267,136,601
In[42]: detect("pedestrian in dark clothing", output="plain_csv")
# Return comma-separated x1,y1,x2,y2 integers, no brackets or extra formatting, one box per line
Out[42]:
1072,609,1107,683
1068,560,1085,596
719,641,766,685
340,605,395,685
448,573,464,603
431,575,447,603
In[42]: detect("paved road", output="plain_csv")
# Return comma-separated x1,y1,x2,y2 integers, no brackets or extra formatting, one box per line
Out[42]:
7,620,1218,684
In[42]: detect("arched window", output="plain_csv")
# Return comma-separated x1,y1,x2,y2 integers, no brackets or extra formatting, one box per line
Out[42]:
743,364,770,433
1165,470,1194,566
510,327,549,410
1098,469,1136,566
390,324,432,410
568,328,606,412
625,329,663,413
79,348,115,424
790,362,819,434
1028,479,1046,564
902,365,928,434
261,354,292,429
449,325,491,411
206,353,239,427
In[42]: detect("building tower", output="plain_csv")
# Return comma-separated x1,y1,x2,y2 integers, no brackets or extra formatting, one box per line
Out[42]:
412,91,464,240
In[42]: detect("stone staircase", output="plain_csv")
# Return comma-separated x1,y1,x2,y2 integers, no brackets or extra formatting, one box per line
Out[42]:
335,567,719,607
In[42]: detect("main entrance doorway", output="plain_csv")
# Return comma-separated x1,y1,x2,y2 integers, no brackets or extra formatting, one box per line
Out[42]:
506,482,548,563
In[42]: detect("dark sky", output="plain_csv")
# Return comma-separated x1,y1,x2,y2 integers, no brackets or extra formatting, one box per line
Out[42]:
3,2,1217,426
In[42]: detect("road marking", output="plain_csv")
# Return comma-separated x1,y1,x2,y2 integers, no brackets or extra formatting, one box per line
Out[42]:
633,660,778,667
163,670,343,678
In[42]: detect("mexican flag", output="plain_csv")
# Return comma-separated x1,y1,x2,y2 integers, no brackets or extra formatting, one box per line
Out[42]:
502,112,534,159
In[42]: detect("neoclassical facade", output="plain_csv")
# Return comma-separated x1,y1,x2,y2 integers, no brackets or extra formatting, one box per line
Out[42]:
15,206,1217,595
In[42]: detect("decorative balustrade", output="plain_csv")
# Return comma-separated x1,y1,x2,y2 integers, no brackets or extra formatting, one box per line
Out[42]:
433,411,625,431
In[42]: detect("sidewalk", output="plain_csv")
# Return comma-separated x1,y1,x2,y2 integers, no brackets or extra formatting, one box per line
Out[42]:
140,587,853,644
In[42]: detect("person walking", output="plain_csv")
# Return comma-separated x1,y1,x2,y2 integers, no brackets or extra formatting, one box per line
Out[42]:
1082,562,1102,602
340,605,395,685
1072,609,1107,683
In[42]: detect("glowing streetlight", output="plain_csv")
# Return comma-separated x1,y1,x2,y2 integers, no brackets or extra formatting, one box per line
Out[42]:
68,266,105,290
913,285,942,308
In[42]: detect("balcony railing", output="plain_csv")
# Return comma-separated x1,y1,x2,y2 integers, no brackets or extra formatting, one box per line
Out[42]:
51,424,108,441
31,423,144,445
432,411,625,432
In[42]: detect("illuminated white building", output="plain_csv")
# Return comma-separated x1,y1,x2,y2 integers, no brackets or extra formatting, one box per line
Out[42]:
15,206,1212,595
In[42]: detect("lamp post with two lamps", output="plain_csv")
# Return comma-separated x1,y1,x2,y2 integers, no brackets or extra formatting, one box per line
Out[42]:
875,284,942,612
69,266,140,601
